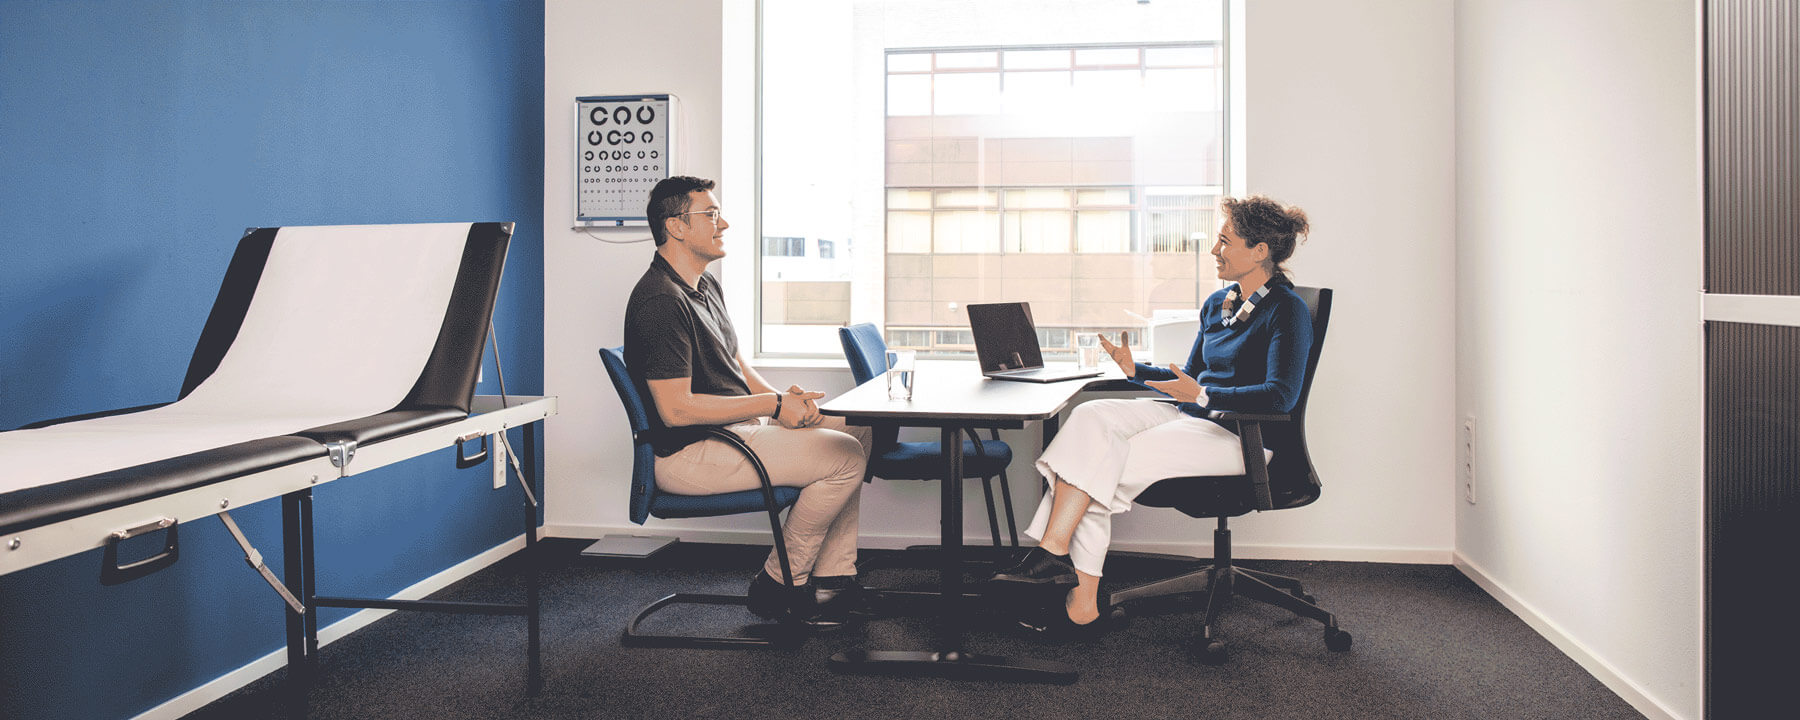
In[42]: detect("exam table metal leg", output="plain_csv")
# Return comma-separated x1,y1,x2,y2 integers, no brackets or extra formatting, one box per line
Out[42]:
276,419,549,702
281,488,317,711
521,423,542,694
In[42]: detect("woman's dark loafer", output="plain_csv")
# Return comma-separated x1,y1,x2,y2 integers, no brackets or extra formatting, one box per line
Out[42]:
989,547,1078,586
1016,602,1124,643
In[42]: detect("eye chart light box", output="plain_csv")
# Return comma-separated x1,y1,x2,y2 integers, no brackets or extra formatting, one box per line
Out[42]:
575,94,675,227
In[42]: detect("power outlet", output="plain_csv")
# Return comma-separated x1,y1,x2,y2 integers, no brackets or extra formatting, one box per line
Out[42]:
491,432,507,489
1461,416,1476,504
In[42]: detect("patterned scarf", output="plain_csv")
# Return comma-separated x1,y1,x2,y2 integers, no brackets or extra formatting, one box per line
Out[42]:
1221,283,1272,327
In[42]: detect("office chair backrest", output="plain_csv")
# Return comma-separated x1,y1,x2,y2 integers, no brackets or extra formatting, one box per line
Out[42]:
1289,286,1332,419
599,346,659,525
1266,286,1332,504
838,324,889,385
837,324,900,451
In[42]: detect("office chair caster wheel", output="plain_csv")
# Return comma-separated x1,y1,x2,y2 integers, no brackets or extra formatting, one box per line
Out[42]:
1324,627,1353,652
1197,638,1229,665
1295,592,1316,604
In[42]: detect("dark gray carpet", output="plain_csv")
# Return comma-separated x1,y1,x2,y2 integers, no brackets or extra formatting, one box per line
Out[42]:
187,540,1641,720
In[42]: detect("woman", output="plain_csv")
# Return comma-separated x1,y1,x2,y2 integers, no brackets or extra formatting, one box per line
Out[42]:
990,195,1314,636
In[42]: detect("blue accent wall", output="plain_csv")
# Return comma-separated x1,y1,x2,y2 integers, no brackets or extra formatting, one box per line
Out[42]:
0,2,545,718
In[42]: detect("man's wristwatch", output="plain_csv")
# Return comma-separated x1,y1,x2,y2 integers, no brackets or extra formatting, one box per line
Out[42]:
772,392,784,419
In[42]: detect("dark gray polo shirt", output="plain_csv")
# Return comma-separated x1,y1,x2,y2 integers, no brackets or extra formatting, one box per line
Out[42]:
623,253,752,455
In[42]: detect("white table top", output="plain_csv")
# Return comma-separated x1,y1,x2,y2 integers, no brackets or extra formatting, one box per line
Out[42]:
820,360,1128,427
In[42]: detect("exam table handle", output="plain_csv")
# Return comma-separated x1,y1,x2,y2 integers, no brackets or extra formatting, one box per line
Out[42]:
100,517,179,585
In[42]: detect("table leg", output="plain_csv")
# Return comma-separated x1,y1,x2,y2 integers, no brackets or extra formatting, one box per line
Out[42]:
829,426,1077,684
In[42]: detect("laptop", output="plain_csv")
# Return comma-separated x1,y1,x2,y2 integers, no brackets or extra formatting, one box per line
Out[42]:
967,302,1103,383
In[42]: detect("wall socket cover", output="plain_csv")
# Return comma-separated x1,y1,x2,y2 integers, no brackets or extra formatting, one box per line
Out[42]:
492,433,507,489
1462,417,1476,504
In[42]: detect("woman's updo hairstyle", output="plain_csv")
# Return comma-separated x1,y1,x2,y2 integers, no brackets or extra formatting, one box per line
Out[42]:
1220,195,1310,281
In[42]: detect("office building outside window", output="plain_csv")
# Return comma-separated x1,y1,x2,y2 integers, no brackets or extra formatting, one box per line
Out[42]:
761,0,1226,360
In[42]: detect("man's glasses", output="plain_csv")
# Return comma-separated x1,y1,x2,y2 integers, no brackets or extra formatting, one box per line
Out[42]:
677,208,723,223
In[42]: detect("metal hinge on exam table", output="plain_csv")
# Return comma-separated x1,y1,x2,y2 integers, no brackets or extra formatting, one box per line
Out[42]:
325,440,357,477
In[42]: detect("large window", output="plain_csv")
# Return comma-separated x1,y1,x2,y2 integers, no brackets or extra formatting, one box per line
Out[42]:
761,0,1227,359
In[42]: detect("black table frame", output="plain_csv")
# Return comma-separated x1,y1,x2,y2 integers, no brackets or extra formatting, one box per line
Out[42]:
821,362,1132,683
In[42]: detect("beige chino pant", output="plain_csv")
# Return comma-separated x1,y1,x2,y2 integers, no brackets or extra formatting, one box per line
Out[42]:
655,416,871,585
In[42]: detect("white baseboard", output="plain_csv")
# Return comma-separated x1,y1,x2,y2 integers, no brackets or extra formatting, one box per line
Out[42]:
134,535,529,720
1452,553,1684,720
542,523,1452,565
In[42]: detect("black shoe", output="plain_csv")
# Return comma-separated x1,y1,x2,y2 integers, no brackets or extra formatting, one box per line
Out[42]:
746,570,808,620
747,571,853,631
812,575,869,617
1016,601,1123,643
989,547,1078,586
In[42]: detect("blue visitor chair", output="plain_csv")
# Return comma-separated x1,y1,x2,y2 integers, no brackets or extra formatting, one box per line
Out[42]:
838,323,1019,547
600,346,803,648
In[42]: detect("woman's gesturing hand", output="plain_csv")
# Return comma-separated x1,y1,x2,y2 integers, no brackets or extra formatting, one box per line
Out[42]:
1096,332,1135,378
1145,363,1206,404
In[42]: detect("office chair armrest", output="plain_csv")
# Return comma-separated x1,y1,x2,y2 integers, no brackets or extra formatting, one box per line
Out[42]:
1149,398,1291,425
694,426,778,492
680,425,796,587
962,427,986,454
1208,411,1291,424
636,426,780,499
1228,419,1275,511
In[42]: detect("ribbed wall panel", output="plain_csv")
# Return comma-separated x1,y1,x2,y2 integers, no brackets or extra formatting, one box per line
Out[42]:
1705,322,1800,719
1707,0,1800,294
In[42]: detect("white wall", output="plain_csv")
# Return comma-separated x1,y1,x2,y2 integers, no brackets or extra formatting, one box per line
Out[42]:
1226,0,1458,559
1453,2,1703,719
543,0,1459,559
543,0,729,534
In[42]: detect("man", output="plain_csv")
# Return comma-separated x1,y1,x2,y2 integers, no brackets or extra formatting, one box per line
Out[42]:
623,175,871,628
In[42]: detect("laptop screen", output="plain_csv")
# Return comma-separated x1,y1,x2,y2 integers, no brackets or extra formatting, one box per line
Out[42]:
967,302,1045,373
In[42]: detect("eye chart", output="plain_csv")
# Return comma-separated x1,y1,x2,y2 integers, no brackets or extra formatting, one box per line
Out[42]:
575,94,675,227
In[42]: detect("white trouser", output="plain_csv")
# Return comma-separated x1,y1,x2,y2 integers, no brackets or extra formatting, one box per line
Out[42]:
1026,398,1272,577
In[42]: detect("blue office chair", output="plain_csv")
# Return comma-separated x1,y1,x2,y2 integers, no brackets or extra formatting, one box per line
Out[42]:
838,323,1019,547
600,346,804,648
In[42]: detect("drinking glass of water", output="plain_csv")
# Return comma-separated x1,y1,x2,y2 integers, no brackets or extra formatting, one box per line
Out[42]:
886,349,916,401
1077,334,1103,369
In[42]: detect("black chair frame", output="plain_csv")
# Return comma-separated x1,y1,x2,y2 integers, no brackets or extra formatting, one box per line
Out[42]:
620,425,805,649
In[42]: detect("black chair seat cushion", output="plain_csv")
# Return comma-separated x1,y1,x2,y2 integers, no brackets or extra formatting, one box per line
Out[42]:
871,439,1013,480
1135,474,1318,519
650,487,803,519
0,436,328,536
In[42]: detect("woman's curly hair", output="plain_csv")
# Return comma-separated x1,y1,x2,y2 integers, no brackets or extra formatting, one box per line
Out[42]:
1220,195,1310,279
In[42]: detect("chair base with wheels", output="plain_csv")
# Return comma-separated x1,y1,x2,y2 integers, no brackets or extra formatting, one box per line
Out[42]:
1108,516,1351,664
601,346,807,649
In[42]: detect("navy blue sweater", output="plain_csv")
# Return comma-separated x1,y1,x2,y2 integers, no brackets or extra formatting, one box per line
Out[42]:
1132,282,1313,418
